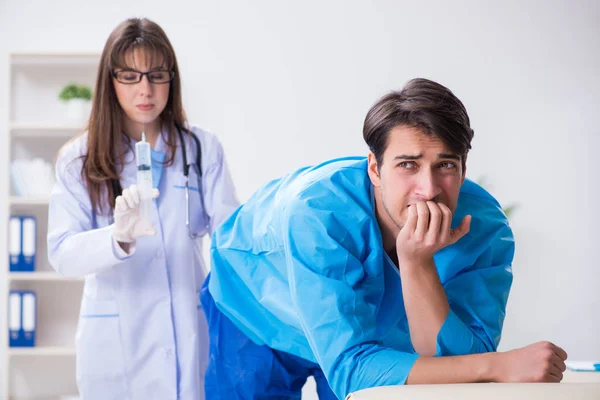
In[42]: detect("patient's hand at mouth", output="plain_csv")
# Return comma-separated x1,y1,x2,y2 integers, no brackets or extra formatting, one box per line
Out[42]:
396,200,471,266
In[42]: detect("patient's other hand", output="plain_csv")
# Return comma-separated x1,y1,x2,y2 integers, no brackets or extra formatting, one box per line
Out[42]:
494,341,567,383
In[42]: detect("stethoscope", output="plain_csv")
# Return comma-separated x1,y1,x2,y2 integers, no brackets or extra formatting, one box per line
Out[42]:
111,125,208,239
177,125,210,238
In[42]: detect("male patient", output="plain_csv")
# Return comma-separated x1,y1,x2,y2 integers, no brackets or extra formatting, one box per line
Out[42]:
200,78,567,399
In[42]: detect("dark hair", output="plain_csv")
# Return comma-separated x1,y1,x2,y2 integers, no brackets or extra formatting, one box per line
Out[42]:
363,78,474,171
82,17,186,215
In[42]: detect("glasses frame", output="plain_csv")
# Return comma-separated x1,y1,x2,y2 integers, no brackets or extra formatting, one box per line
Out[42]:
112,69,175,84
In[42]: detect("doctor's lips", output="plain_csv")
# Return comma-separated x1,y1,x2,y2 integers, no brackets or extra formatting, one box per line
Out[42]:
136,104,155,111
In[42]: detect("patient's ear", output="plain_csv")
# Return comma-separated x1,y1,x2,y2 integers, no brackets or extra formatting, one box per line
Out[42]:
367,153,381,188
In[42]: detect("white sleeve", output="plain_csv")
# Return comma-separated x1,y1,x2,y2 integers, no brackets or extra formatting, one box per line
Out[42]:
47,154,133,277
198,131,239,235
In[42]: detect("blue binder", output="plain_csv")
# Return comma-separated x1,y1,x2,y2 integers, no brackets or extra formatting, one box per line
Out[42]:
8,216,21,271
8,216,36,272
8,290,36,347
8,291,21,346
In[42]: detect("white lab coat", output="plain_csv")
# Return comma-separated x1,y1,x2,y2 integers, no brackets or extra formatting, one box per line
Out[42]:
47,126,239,400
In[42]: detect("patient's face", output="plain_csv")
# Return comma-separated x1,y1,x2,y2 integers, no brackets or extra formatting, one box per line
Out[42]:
368,125,465,236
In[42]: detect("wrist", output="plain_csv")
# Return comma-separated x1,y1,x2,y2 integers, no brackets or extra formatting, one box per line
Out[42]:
111,235,136,258
477,352,501,382
111,223,133,244
112,233,133,244
119,241,131,253
398,255,436,271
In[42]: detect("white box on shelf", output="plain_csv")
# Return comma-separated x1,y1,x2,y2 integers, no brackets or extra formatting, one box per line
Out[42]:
10,158,55,197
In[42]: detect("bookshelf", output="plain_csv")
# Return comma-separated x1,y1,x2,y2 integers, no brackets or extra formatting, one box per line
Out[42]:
2,52,99,400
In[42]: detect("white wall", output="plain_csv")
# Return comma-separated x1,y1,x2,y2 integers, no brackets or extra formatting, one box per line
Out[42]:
1,0,599,397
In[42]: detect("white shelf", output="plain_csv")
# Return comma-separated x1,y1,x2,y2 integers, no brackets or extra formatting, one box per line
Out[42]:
9,272,83,282
9,197,49,206
10,52,100,66
4,50,99,400
8,346,76,357
10,122,86,137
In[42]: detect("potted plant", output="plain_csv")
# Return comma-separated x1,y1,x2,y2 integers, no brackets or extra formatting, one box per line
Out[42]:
59,83,92,123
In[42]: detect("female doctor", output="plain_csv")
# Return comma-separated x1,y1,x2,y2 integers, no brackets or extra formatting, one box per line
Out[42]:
47,18,238,400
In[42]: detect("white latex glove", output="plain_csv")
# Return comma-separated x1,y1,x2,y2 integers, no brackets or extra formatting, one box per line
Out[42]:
112,184,160,244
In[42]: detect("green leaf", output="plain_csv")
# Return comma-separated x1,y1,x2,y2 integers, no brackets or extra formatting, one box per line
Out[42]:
476,175,519,220
58,83,93,101
502,204,518,219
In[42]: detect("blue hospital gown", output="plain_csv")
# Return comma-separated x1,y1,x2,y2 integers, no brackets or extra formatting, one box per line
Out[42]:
208,157,514,399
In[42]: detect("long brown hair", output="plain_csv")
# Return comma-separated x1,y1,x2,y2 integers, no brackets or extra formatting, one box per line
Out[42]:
83,18,186,215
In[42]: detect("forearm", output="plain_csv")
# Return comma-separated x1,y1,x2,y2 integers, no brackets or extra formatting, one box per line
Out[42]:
407,352,496,384
400,257,449,355
48,224,132,277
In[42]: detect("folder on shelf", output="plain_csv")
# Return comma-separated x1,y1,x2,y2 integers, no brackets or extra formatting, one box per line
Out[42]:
8,216,21,271
8,291,21,346
21,217,37,271
8,290,37,347
22,292,37,346
7,215,36,272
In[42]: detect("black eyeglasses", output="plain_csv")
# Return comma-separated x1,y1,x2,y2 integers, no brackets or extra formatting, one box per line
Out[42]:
112,69,175,84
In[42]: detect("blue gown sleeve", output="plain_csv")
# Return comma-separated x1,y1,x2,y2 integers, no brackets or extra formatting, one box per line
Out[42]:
435,223,514,356
282,200,419,400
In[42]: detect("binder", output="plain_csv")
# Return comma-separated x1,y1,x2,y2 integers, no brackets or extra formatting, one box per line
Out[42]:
7,216,36,272
22,292,37,346
7,290,37,347
8,217,21,271
8,291,21,346
21,217,36,271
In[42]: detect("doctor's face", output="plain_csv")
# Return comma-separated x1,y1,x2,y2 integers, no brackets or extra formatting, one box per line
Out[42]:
112,48,171,128
368,125,466,236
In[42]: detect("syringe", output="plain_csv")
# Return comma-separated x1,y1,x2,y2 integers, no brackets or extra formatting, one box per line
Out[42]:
135,132,154,232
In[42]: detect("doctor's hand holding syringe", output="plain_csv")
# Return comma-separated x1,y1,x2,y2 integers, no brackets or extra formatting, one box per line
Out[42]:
112,132,159,253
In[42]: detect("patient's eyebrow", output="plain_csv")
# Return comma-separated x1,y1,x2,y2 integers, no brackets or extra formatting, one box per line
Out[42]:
393,153,462,161
393,154,423,160
438,153,461,160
